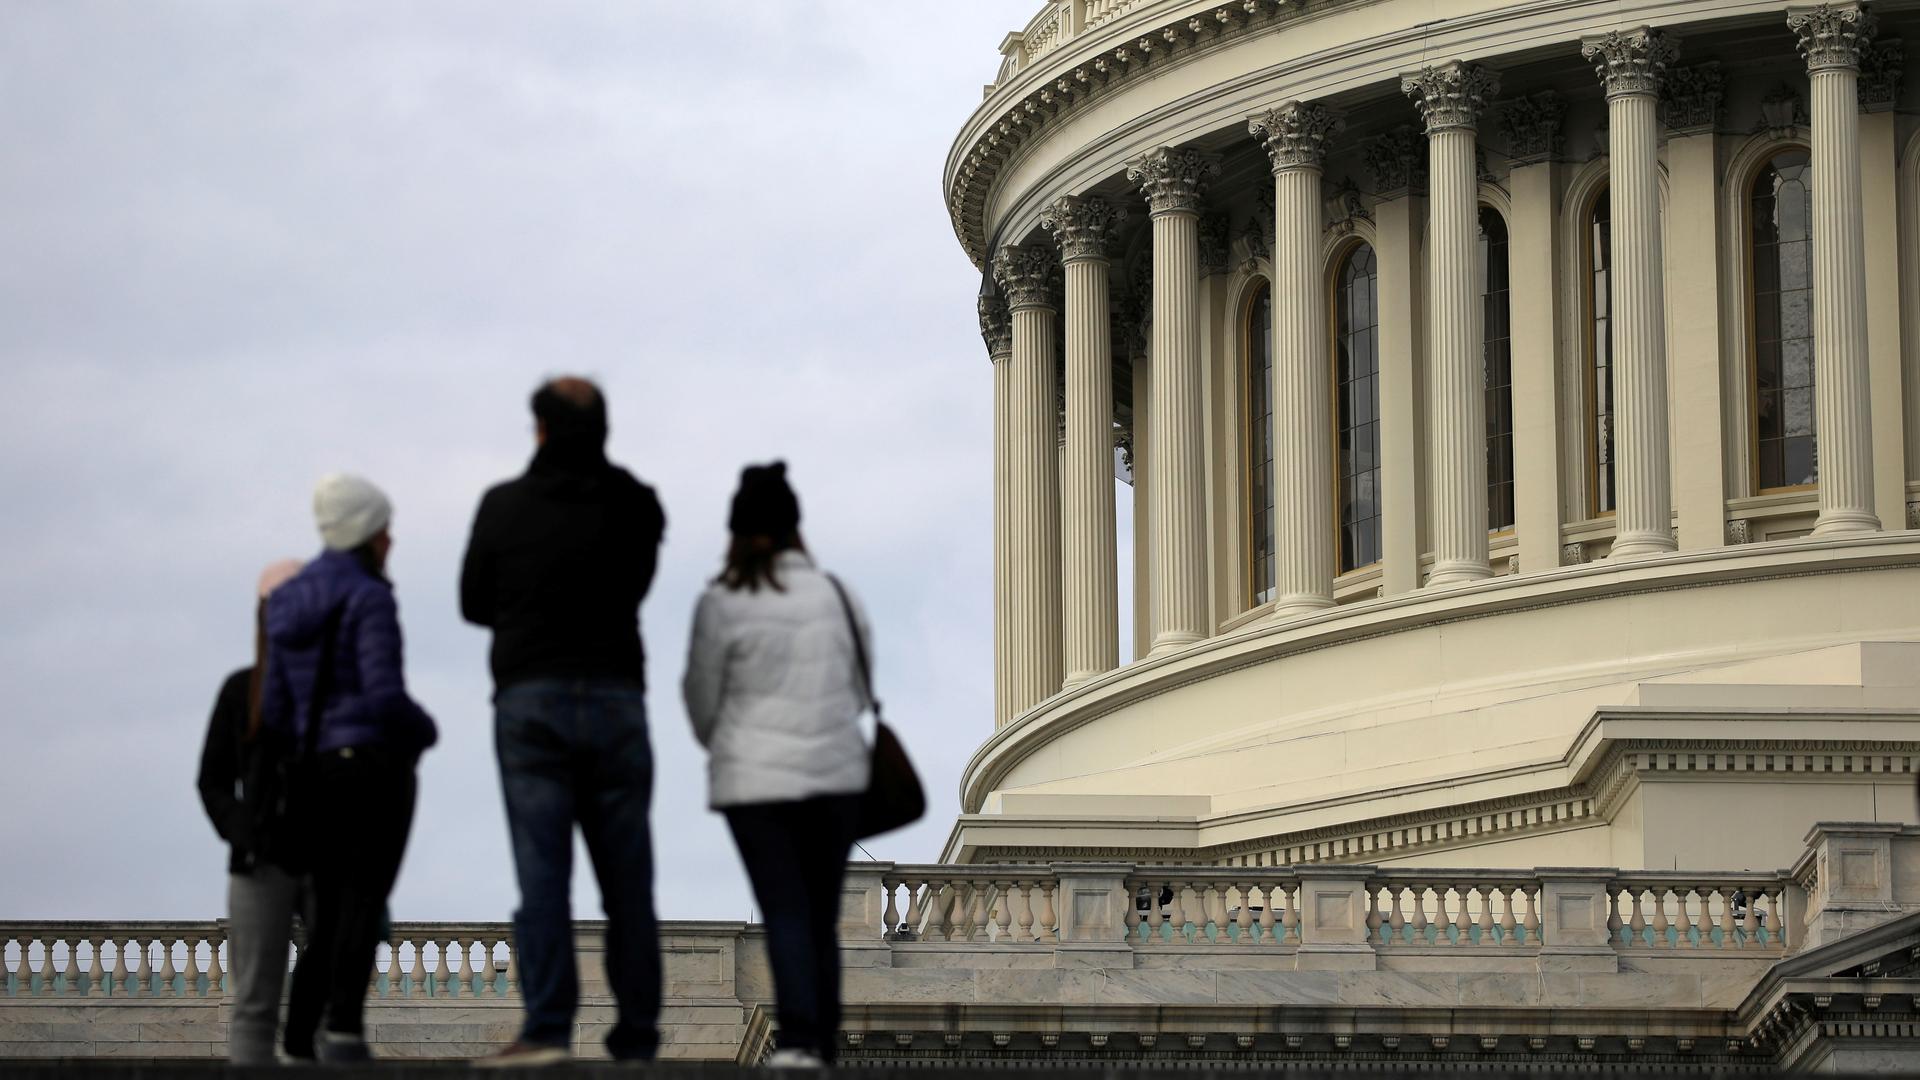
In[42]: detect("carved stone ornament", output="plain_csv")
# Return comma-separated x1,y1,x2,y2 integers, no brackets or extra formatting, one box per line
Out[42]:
1499,92,1565,166
1235,198,1275,272
1363,125,1427,196
1859,38,1904,111
992,243,1059,311
1662,62,1724,133
1124,146,1221,216
1248,100,1343,173
977,292,1013,358
1757,84,1808,138
1906,497,1919,530
1324,177,1372,237
1040,194,1125,262
1401,62,1501,133
1789,3,1877,73
1725,518,1751,546
1581,27,1680,98
1198,212,1231,276
1561,542,1588,566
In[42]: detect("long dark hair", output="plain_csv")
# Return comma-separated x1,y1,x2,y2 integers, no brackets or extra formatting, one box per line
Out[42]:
719,532,804,593
721,462,804,592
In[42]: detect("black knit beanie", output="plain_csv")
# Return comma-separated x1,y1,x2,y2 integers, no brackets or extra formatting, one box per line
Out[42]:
728,461,801,538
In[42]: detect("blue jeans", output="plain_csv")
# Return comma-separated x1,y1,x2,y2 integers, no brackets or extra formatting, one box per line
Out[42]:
495,679,660,1059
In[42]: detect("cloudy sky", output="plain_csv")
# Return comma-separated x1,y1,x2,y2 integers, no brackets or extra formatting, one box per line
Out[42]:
0,0,1137,923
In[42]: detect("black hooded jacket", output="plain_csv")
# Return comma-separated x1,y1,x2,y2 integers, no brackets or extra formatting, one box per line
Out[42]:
460,441,666,690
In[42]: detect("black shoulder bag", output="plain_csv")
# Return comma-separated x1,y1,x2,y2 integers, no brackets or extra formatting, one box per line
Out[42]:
245,606,344,873
825,575,925,840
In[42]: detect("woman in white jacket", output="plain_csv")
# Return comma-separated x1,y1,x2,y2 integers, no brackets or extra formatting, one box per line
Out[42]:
682,462,870,1069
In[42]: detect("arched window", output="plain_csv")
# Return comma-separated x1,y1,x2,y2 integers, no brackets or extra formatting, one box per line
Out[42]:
1480,206,1514,532
1751,148,1816,491
1245,282,1275,605
1334,243,1381,572
1586,190,1616,516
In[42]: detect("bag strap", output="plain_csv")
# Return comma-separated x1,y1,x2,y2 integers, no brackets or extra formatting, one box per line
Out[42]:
301,605,347,759
824,573,882,720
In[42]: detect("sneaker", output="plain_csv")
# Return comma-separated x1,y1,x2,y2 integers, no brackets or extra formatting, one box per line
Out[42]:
474,1041,572,1069
766,1047,826,1069
314,1030,372,1064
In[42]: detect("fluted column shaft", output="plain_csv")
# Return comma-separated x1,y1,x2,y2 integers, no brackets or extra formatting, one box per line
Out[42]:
980,297,1015,727
1043,196,1123,684
1251,103,1341,613
1127,148,1219,652
1583,30,1678,557
1405,64,1499,585
1793,4,1881,533
993,246,1064,715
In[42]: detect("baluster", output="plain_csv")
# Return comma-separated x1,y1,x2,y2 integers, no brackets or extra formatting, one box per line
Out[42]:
86,937,105,997
502,938,518,997
1523,886,1541,946
1498,886,1518,945
468,938,486,996
1673,888,1696,949
1166,881,1188,942
903,880,924,940
1036,880,1059,942
1475,887,1495,944
1765,886,1786,948
923,882,948,941
970,882,992,942
1015,881,1037,943
1255,884,1276,943
20,937,40,996
1280,883,1298,944
1741,888,1760,947
1652,888,1672,948
882,881,901,941
408,937,426,997
111,938,130,997
1145,881,1164,940
1363,887,1383,945
1410,885,1429,944
1628,888,1649,947
1234,884,1253,943
1607,887,1626,946
1124,885,1143,942
1451,885,1471,945
1387,885,1407,945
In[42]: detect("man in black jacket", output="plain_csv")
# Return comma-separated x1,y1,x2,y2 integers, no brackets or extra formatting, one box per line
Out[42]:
461,377,666,1067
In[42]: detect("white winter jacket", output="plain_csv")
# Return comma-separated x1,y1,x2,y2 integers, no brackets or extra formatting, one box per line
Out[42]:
681,550,873,809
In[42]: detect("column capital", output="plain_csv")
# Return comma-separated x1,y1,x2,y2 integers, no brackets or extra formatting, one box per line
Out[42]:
1661,62,1724,134
1498,91,1566,165
1581,27,1680,99
1040,195,1126,263
1124,146,1220,217
978,293,1013,359
1859,38,1904,110
1401,62,1501,134
1363,125,1427,198
1248,101,1343,173
993,244,1060,312
1789,3,1876,73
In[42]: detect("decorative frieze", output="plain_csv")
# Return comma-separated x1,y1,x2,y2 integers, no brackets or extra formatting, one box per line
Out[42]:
978,293,1013,358
992,244,1060,310
1363,125,1426,197
1401,62,1501,134
1197,212,1231,276
1581,27,1680,98
1789,3,1876,73
1248,100,1342,173
1859,38,1905,111
1662,62,1724,133
1124,146,1220,216
1499,91,1565,166
1040,194,1125,263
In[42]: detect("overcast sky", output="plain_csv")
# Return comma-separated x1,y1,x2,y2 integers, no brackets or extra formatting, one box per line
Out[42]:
0,0,1138,924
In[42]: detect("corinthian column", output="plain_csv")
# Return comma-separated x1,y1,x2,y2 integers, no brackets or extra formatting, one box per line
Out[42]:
1404,63,1500,586
1791,3,1882,534
979,293,1015,727
1125,147,1219,653
1042,195,1124,685
1250,102,1342,614
1581,28,1679,557
992,244,1064,715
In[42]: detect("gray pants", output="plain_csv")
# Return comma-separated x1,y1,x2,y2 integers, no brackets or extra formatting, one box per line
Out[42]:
227,865,304,1064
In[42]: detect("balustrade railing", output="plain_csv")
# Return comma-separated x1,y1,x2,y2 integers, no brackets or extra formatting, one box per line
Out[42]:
1367,873,1543,947
878,866,1060,943
1125,868,1299,944
1606,873,1789,950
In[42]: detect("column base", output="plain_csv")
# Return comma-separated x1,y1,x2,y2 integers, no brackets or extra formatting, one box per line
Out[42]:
1060,668,1114,691
1425,560,1493,587
1812,509,1882,536
1146,632,1204,658
1609,531,1677,559
1271,595,1336,619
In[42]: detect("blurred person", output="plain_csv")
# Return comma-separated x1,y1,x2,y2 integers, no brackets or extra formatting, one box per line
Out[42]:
265,474,439,1063
461,377,667,1067
683,462,872,1069
195,558,305,1064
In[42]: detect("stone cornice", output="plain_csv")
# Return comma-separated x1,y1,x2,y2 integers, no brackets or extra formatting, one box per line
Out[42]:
1248,100,1342,173
1581,27,1680,99
1125,145,1221,216
1788,3,1876,74
1040,194,1125,262
1401,62,1501,134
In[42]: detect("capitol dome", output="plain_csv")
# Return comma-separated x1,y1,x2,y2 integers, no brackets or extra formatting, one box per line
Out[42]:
948,0,1920,876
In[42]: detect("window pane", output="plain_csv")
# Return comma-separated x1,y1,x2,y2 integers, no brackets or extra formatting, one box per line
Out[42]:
1334,244,1382,572
1246,283,1275,604
1588,191,1615,514
1752,150,1817,491
1480,207,1515,531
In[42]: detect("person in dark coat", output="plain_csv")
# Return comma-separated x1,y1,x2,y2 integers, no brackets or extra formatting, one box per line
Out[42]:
196,558,305,1064
262,473,438,1063
461,377,666,1067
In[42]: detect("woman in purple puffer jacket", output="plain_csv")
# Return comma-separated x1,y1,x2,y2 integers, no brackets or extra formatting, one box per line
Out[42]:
261,473,437,1063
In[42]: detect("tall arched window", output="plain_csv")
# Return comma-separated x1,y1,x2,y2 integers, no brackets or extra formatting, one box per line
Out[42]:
1245,282,1275,605
1586,190,1616,516
1751,148,1815,491
1334,243,1381,572
1479,206,1514,532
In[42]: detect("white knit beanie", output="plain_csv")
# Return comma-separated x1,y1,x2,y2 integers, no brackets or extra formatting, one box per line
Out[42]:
313,473,393,552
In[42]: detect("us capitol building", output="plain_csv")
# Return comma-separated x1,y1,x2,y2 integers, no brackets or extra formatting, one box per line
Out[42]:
7,0,1920,1072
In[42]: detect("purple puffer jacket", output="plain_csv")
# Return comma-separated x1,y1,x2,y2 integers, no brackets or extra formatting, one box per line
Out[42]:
262,550,439,756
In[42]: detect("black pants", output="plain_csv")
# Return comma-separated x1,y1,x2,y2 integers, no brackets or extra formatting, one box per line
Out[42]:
284,747,417,1056
725,793,860,1062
